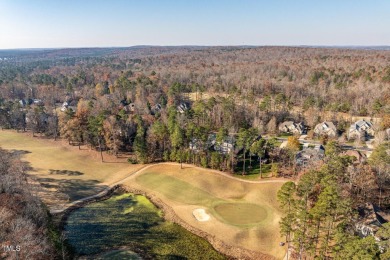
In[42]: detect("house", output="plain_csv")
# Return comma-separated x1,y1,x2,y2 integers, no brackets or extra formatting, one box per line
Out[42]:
189,133,216,152
296,144,325,166
348,120,375,141
343,150,366,164
355,203,389,238
279,121,306,135
214,136,235,155
314,121,337,137
177,103,189,114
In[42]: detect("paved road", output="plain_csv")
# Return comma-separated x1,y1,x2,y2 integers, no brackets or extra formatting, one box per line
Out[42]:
265,135,373,152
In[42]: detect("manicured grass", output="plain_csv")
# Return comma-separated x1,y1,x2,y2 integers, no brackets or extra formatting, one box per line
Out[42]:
65,192,225,259
136,172,225,206
0,131,286,259
0,130,142,201
214,203,267,225
234,157,274,179
131,165,286,259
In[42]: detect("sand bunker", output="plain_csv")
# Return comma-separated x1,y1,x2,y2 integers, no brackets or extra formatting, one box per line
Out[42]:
193,208,210,222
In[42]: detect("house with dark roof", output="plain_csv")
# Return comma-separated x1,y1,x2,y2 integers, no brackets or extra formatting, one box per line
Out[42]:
296,144,325,167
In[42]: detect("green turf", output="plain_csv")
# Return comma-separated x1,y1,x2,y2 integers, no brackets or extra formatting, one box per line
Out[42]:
213,203,268,225
234,157,274,180
65,191,225,259
136,172,225,206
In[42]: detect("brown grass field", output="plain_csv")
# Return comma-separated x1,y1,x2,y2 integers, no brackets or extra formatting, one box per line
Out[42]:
0,130,286,259
0,130,143,205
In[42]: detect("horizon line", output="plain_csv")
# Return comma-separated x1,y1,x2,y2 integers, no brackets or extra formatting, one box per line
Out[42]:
1,44,390,51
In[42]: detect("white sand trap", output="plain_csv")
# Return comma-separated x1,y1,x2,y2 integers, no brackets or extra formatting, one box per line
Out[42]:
193,208,210,222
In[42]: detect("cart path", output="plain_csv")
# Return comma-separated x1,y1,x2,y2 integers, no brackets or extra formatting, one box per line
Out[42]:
49,162,289,214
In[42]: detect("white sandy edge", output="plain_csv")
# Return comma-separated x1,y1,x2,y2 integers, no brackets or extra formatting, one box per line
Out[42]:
193,208,210,222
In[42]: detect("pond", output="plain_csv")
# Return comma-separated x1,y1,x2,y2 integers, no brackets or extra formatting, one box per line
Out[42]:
64,191,225,259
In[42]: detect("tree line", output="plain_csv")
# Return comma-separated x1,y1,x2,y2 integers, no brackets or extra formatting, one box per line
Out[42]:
278,141,390,259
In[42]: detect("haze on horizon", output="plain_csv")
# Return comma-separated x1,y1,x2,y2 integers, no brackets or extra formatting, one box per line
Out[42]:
0,0,389,49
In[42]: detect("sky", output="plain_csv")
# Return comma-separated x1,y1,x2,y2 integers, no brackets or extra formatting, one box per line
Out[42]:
0,0,389,49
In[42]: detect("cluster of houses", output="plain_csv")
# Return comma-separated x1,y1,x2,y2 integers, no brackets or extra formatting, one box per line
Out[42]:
279,119,377,141
278,118,379,167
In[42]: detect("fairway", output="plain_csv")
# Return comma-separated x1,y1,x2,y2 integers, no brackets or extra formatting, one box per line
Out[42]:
0,130,143,205
128,164,286,259
214,203,268,225
0,130,287,259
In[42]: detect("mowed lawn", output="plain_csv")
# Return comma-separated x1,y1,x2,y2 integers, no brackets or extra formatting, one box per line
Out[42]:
128,164,286,259
0,130,143,201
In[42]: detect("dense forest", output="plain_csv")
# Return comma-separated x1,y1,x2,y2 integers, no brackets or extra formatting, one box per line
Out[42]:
1,46,390,259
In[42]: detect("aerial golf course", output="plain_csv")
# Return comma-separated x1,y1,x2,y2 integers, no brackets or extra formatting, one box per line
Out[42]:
0,130,286,259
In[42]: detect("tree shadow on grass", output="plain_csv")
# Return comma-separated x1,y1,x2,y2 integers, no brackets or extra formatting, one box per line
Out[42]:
37,177,107,201
9,149,31,155
49,169,84,176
